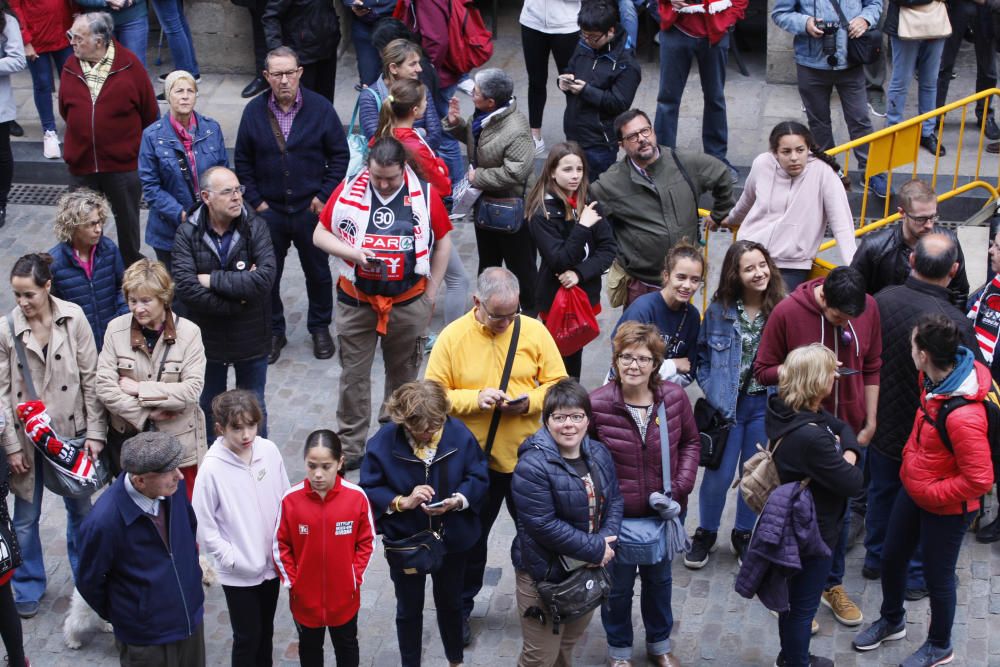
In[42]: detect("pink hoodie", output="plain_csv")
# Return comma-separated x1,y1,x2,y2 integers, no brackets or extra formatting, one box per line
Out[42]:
733,152,856,270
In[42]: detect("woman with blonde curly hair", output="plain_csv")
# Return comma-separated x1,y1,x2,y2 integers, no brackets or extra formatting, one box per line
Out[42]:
47,188,128,348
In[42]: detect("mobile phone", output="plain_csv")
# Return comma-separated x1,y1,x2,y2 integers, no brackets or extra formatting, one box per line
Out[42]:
505,395,528,406
836,367,860,376
424,500,446,509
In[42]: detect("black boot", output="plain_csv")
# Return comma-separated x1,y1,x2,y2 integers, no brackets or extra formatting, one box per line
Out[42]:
8,121,22,137
976,514,1000,543
0,207,7,228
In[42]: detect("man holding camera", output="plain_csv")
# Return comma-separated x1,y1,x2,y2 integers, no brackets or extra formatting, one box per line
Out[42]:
773,0,883,192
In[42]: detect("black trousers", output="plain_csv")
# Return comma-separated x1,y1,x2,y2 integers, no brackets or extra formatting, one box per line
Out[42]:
301,53,338,103
796,63,873,170
391,550,468,666
0,121,11,208
474,223,538,312
222,578,280,667
520,24,579,129
936,0,996,116
117,623,205,667
261,207,334,336
248,0,268,73
461,469,517,617
70,171,143,266
296,613,359,667
0,580,23,667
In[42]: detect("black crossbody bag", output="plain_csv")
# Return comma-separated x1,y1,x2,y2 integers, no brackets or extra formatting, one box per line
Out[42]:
830,0,883,66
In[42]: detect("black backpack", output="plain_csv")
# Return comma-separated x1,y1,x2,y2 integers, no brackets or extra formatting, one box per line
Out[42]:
925,379,1000,466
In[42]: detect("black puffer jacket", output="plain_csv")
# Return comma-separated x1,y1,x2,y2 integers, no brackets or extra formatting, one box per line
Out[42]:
528,193,618,312
871,276,981,460
851,223,969,308
563,29,641,151
172,204,277,362
262,0,341,65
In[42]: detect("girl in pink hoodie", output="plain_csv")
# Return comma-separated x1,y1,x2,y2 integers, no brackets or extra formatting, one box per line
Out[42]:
727,121,857,290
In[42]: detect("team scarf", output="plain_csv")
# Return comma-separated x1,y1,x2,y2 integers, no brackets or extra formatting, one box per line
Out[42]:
328,164,431,283
969,274,1000,364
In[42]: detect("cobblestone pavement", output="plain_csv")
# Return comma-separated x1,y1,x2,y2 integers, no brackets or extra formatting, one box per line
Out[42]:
0,204,998,666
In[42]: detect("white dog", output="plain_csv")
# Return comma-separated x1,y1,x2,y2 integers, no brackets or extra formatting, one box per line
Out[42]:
62,589,113,649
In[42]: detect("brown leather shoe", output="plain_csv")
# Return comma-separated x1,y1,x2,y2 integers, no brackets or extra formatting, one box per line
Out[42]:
987,141,1000,154
648,653,681,667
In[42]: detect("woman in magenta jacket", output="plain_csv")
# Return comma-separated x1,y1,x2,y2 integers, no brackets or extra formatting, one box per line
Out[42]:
589,321,700,667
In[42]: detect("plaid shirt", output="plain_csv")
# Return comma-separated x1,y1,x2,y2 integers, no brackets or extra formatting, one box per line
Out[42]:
267,89,303,140
79,41,116,102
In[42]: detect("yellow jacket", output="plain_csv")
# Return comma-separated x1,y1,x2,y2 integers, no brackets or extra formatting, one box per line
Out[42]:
424,309,567,473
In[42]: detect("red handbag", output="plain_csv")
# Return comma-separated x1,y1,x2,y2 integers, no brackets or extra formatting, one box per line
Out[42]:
545,286,600,357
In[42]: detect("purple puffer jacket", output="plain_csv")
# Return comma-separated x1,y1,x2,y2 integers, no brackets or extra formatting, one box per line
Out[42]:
734,482,831,612
588,381,700,518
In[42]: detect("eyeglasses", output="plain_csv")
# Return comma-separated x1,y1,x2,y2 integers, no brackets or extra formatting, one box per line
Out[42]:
905,212,940,225
618,353,654,368
621,127,652,144
266,68,302,80
549,413,587,424
581,30,608,44
481,304,521,323
205,185,246,198
66,31,89,44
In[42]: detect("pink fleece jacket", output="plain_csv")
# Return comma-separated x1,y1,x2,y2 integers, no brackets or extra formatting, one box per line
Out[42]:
732,152,856,270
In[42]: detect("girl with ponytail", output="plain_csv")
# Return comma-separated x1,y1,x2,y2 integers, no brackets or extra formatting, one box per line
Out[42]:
725,120,857,291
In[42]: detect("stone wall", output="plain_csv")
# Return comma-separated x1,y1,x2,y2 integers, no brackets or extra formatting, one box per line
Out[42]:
765,0,796,84
178,0,258,74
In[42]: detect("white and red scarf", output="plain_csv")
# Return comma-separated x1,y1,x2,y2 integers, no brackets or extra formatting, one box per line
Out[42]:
328,165,431,283
969,274,1000,364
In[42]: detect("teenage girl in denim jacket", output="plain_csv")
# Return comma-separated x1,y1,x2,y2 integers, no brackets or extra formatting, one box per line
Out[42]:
687,241,786,568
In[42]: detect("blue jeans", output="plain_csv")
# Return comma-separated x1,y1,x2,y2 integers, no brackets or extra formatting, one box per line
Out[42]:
698,392,767,533
778,553,834,666
602,556,673,658
864,447,925,588
618,0,644,51
886,35,946,137
656,27,730,161
115,16,149,67
583,145,618,180
826,447,865,588
880,488,973,648
351,19,381,86
201,356,269,438
150,0,200,77
435,83,464,185
27,47,71,132
13,463,92,604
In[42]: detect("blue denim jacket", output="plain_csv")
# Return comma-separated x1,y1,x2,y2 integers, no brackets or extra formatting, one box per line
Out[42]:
138,111,228,252
696,300,744,420
771,0,882,71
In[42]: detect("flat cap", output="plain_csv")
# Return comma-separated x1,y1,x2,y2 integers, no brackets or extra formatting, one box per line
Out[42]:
121,431,184,475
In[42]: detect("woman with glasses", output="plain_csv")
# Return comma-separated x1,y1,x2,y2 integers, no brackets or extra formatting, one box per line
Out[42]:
138,70,227,276
511,378,623,666
360,379,488,667
724,121,855,291
589,322,700,667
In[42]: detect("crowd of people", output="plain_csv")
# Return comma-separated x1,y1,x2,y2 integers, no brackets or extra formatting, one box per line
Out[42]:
0,0,993,666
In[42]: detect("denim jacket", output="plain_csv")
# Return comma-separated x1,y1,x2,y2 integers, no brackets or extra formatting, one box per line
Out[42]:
771,0,882,71
138,111,229,252
696,300,771,421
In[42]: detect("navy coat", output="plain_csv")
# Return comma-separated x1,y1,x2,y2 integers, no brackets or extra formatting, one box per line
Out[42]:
47,236,128,350
511,428,623,583
360,417,489,554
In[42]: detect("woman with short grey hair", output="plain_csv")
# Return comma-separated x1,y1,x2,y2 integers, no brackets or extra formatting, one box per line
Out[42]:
444,68,538,314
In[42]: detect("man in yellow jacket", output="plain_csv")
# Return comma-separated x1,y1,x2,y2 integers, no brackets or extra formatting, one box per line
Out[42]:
424,266,566,645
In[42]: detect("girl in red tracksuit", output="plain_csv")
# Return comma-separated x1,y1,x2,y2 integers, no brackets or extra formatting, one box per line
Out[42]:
372,77,452,196
273,430,374,667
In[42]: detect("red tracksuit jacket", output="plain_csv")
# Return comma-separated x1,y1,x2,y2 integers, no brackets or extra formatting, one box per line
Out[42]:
273,476,375,628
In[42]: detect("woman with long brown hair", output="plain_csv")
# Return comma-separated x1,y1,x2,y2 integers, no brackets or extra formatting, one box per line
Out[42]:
526,141,617,379
374,78,451,197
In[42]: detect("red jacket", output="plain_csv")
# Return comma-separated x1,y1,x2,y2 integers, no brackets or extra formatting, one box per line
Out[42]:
9,0,76,55
58,42,159,176
588,381,701,517
902,360,995,515
273,476,375,628
658,0,747,45
383,127,452,197
755,277,882,433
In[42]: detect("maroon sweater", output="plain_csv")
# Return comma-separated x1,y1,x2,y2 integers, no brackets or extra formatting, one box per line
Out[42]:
59,42,158,176
754,278,882,433
588,381,701,518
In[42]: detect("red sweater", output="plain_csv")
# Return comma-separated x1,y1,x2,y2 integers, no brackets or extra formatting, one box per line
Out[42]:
10,0,76,55
754,278,882,433
58,43,159,176
658,0,747,45
273,476,374,628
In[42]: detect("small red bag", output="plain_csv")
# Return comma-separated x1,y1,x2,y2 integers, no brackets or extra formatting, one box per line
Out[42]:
545,286,600,357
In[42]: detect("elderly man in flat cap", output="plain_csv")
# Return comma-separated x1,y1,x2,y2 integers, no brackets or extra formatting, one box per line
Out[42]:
77,432,206,667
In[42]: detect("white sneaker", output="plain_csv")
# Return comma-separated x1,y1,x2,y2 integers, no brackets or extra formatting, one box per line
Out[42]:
457,78,474,96
533,137,546,157
42,130,61,159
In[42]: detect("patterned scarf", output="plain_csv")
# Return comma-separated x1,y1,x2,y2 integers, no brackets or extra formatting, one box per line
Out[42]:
969,274,1000,364
79,41,115,102
169,113,199,194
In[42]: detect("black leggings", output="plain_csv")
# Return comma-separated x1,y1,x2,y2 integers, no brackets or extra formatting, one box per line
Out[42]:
0,121,11,208
520,24,579,129
0,580,24,667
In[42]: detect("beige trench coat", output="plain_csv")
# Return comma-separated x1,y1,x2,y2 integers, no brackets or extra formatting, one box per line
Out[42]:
96,312,207,469
0,297,107,501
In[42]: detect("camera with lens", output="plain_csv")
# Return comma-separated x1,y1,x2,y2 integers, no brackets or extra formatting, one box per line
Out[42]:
814,19,840,59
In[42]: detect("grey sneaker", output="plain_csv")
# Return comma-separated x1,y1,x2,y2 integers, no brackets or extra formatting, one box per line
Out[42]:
900,642,954,667
852,617,906,651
